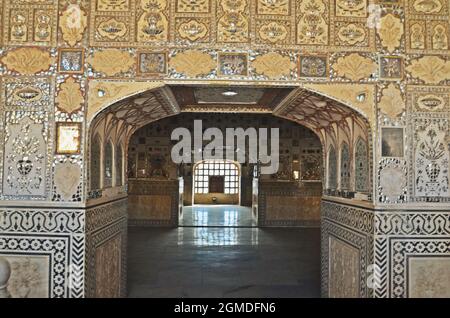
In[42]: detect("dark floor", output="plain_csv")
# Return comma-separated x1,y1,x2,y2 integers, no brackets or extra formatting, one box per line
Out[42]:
127,226,321,298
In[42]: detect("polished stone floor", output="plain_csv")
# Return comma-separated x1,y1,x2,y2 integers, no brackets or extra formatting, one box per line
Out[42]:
179,205,256,227
127,226,321,298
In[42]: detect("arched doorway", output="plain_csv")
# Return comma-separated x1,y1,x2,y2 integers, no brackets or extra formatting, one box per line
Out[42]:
85,83,373,298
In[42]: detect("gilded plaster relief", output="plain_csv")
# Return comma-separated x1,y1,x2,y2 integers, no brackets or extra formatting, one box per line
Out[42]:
332,53,377,81
96,17,129,42
257,0,289,15
336,23,367,46
297,0,329,45
137,0,169,43
335,0,367,17
54,161,82,201
59,4,87,46
378,14,403,53
169,50,215,77
88,49,135,76
1,48,53,75
252,52,295,79
177,0,210,13
3,116,47,197
407,56,450,84
379,83,404,119
409,258,450,298
411,0,445,14
408,86,450,112
329,237,359,298
87,81,164,121
4,0,57,46
414,118,449,197
303,83,375,125
257,21,290,44
0,255,49,298
217,0,249,43
56,77,84,115
177,19,209,42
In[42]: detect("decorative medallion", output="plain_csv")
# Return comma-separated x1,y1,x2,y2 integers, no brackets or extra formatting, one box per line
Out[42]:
379,83,404,118
137,51,167,75
177,19,208,42
332,53,376,81
59,4,87,46
58,48,84,74
299,55,328,78
218,53,248,76
89,49,135,76
1,48,53,75
56,77,84,115
252,53,294,79
378,14,403,52
54,161,81,201
169,50,215,77
97,17,128,40
406,55,450,84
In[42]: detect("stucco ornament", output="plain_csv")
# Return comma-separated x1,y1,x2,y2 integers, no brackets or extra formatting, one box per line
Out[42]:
59,4,88,46
379,83,404,118
406,56,450,84
1,48,53,75
378,14,403,52
89,49,135,76
332,53,376,81
252,53,294,79
54,161,81,201
170,50,215,77
56,77,84,115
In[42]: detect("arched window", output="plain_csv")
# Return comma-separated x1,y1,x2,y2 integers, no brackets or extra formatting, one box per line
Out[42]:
116,144,123,186
340,142,350,190
355,137,369,192
90,135,101,190
104,141,113,188
328,146,337,189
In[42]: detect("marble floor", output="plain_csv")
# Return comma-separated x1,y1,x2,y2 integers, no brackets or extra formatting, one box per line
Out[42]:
179,205,257,227
127,226,321,298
